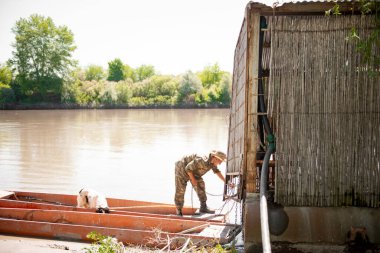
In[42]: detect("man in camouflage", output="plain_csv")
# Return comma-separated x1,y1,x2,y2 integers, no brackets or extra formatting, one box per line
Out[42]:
174,150,228,216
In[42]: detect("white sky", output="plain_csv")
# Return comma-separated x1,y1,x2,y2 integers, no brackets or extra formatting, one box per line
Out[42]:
0,0,263,75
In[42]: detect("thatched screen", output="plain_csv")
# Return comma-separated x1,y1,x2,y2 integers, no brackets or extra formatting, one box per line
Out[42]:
227,17,248,177
268,15,380,207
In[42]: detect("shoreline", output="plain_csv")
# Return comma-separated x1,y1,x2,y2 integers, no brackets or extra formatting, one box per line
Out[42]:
0,234,158,253
0,234,89,253
1,234,365,253
1,103,230,110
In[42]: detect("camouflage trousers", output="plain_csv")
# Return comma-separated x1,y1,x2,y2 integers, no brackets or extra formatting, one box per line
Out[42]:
174,164,207,210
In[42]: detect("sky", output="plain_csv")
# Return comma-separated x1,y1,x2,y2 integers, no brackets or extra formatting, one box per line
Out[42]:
0,0,263,75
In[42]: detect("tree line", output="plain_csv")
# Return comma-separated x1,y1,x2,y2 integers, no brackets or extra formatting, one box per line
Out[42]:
0,14,231,108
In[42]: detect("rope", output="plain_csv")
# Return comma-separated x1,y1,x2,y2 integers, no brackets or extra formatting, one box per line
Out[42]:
191,185,194,210
205,191,224,197
188,181,238,222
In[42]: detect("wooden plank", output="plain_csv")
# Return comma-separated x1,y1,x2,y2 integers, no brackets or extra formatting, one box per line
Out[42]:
249,2,363,16
256,160,275,167
245,9,260,193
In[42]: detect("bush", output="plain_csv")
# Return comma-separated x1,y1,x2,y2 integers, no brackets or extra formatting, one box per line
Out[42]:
76,81,102,105
58,67,231,107
147,95,174,106
177,71,201,104
0,83,16,106
84,232,125,253
129,96,148,106
115,81,132,105
0,65,12,85
98,82,117,105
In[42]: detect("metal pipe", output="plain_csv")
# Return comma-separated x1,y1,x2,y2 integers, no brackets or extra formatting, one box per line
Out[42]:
260,144,274,253
257,16,273,253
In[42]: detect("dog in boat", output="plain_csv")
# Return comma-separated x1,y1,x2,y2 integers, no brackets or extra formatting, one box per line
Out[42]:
77,188,110,213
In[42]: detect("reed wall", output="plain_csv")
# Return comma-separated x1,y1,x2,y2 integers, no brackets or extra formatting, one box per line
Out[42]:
267,15,380,207
227,17,248,177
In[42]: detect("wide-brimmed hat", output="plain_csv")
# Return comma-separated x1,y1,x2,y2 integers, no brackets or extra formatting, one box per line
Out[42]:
211,150,227,162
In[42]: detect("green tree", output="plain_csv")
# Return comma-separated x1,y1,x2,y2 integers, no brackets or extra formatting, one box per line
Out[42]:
0,64,12,85
195,87,212,104
107,58,124,81
0,64,16,106
218,72,232,104
198,63,223,88
177,71,201,104
135,64,155,82
9,14,76,101
85,65,105,81
124,64,135,82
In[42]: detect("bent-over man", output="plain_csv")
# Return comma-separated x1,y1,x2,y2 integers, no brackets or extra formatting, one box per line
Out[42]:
174,150,227,216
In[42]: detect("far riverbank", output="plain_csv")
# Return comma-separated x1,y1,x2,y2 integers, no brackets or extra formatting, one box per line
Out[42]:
1,103,230,110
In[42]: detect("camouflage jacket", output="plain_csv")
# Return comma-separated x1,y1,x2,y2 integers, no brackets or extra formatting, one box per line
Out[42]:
175,154,220,180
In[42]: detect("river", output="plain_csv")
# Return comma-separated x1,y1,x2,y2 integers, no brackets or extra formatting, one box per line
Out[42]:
0,109,230,210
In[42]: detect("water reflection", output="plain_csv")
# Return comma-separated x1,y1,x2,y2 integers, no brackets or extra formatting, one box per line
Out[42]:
0,109,229,209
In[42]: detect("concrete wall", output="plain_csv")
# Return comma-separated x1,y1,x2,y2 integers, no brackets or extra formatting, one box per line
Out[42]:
244,193,380,250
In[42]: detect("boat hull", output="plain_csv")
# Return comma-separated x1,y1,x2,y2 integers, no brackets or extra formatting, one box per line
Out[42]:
0,207,224,233
0,218,228,248
0,191,240,248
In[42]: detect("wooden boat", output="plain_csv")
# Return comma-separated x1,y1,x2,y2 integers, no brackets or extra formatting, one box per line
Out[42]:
0,191,241,248
0,191,225,222
8,190,197,215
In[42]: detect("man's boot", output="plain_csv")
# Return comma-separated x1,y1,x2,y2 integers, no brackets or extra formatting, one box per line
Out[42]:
199,202,215,214
176,208,183,216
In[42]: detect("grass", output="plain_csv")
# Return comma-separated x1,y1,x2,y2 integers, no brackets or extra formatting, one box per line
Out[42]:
83,231,239,253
